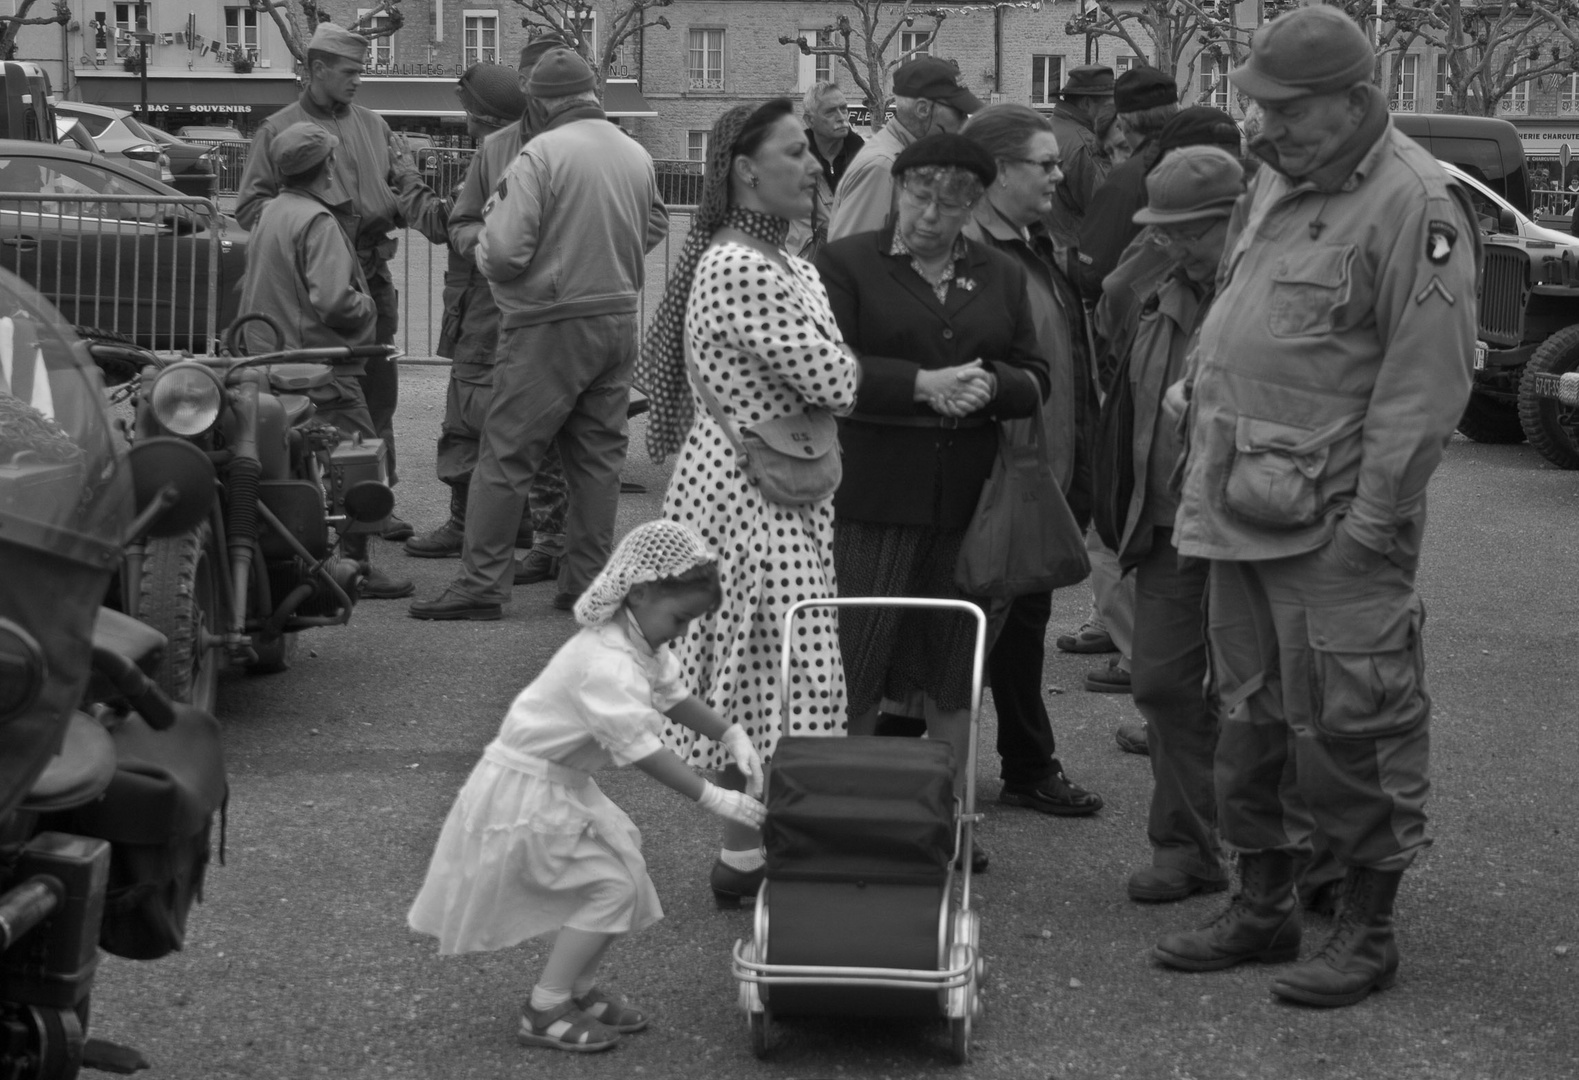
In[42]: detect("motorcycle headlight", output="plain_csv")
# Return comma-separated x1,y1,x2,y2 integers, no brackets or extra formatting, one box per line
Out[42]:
150,362,223,436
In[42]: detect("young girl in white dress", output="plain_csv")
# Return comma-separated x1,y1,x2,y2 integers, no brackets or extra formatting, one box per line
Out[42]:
407,521,767,1054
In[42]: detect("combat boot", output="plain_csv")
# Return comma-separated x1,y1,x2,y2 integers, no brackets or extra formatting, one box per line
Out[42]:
405,489,468,558
342,532,415,600
1152,850,1301,972
1270,866,1402,1008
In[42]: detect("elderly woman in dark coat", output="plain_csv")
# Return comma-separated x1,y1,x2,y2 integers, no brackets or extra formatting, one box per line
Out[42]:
815,134,1050,862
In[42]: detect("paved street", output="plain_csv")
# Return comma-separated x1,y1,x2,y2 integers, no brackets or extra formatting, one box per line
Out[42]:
88,364,1578,1079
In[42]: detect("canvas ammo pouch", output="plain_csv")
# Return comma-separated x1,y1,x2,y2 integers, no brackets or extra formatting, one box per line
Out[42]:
685,343,841,506
1222,413,1365,531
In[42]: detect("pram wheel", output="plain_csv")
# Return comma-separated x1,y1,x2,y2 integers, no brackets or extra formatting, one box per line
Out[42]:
748,1007,773,1059
949,1012,971,1064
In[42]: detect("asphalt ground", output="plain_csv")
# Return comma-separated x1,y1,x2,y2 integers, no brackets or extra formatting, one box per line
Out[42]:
86,364,1578,1080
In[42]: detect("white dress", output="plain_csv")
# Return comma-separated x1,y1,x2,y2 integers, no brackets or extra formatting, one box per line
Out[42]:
407,616,684,954
661,243,861,770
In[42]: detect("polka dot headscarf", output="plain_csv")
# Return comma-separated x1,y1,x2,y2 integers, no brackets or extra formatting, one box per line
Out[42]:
574,519,718,628
635,102,790,465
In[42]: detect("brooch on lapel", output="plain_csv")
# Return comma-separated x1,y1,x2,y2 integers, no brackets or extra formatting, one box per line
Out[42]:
956,277,977,291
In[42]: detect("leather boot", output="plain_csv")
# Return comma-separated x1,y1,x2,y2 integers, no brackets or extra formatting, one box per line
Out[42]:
1271,866,1402,1008
1152,850,1302,972
342,532,414,600
404,488,467,558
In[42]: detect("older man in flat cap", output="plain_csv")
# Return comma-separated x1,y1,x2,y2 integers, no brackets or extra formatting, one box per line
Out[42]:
1042,64,1116,258
828,55,983,240
236,22,450,545
1150,5,1478,1009
238,121,409,597
403,33,578,582
410,49,668,620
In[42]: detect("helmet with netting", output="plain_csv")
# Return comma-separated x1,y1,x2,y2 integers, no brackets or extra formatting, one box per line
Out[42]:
574,519,718,627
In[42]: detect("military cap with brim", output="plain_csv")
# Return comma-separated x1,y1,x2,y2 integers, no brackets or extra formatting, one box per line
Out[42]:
1133,145,1243,225
891,132,997,187
272,122,339,176
1228,5,1375,102
1062,65,1115,97
306,22,370,63
892,56,984,115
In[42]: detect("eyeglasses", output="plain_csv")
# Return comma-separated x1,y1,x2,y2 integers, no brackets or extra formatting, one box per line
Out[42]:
1150,219,1222,247
1008,156,1063,178
899,178,976,214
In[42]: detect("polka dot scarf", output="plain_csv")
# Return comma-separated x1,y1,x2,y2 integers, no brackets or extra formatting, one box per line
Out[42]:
636,103,790,465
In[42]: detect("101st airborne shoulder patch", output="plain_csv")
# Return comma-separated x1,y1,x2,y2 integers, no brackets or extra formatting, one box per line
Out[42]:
1426,220,1457,265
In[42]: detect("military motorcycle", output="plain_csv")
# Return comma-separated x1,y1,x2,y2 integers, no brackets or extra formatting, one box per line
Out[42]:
2,271,225,1077
88,316,398,714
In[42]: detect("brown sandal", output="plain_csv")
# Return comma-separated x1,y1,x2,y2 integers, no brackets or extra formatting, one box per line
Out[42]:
517,1001,620,1053
574,987,650,1033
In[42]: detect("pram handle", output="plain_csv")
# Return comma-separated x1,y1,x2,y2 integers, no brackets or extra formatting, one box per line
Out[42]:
779,597,988,907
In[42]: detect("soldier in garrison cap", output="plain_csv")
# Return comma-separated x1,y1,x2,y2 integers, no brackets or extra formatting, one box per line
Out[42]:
234,22,451,559
1150,4,1479,1010
238,121,409,596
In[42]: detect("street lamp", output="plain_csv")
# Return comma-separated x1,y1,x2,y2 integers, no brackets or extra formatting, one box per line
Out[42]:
131,9,156,124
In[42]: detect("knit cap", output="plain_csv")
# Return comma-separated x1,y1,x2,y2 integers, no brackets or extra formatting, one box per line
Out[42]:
574,520,716,627
457,62,527,125
528,48,596,98
1132,145,1243,225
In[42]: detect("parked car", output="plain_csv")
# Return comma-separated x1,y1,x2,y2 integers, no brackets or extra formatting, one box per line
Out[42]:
55,101,218,200
174,124,248,142
55,116,96,154
1398,113,1531,216
0,138,246,352
1443,160,1579,467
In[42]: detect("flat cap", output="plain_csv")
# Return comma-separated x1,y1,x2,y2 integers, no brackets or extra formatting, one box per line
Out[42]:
529,48,596,97
1115,66,1178,112
1061,65,1115,97
1157,106,1242,154
272,121,338,177
1133,145,1243,225
520,31,574,72
893,56,983,115
891,132,997,187
306,22,369,63
1229,5,1374,101
457,62,527,125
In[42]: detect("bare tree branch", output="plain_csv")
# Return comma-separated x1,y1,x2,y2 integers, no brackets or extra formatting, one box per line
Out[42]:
506,0,671,87
780,0,949,122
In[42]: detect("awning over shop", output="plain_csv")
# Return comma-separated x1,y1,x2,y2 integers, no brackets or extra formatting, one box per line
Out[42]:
604,79,656,118
354,78,462,117
73,75,299,115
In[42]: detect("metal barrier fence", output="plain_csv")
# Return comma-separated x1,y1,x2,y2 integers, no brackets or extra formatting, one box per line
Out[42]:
654,159,705,206
189,140,253,197
0,191,225,355
1532,186,1579,220
386,205,695,361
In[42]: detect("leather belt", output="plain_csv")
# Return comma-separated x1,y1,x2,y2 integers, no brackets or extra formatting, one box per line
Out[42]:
846,412,992,430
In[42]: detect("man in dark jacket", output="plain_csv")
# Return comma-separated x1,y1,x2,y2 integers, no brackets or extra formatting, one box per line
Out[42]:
786,80,864,258
1043,64,1115,256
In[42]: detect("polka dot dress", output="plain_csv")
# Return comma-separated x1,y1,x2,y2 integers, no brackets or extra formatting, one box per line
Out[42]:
662,242,860,770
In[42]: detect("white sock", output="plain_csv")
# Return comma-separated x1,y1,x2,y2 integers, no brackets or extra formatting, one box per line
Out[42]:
719,847,765,872
529,985,572,1013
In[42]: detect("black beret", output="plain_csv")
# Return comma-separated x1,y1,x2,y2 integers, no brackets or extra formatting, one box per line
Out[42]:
1115,66,1178,112
890,133,997,187
1157,106,1242,154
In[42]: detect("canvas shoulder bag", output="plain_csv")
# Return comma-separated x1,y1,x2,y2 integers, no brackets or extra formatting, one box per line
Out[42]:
684,337,841,506
955,411,1090,598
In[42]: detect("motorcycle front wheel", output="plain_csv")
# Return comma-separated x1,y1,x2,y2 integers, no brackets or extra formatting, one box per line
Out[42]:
140,518,224,714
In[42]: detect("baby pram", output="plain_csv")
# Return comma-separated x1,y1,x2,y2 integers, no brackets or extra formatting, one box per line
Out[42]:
731,597,987,1064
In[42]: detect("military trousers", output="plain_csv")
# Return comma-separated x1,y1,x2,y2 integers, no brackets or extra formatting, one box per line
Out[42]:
438,361,568,553
359,255,400,485
450,313,636,605
1131,530,1223,882
1207,541,1431,872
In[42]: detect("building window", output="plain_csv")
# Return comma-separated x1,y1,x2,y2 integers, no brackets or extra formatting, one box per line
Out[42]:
463,11,498,67
1198,56,1230,110
1030,54,1063,106
1435,54,1451,111
569,8,597,67
900,30,933,60
1501,61,1529,115
1562,73,1579,115
112,3,137,58
357,9,392,68
797,28,833,91
687,130,709,161
1390,54,1418,112
1115,55,1138,74
224,7,260,63
688,29,724,91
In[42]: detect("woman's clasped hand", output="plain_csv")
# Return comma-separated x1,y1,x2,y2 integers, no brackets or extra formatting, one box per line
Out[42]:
918,359,997,417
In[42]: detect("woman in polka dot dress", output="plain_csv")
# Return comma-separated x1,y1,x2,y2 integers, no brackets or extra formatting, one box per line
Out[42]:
635,99,860,905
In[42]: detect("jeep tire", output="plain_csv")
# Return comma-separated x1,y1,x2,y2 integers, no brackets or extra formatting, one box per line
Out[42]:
1456,392,1526,444
1519,325,1579,469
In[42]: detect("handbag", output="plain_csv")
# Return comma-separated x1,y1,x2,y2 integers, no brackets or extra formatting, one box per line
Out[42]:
685,340,842,506
955,412,1090,598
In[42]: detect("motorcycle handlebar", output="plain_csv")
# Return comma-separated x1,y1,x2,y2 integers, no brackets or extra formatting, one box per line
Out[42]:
91,646,177,731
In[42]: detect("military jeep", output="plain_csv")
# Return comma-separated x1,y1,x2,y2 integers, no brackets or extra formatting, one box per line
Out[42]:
1444,161,1579,469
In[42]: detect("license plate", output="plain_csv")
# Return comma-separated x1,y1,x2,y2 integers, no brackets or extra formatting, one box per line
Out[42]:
1473,343,1487,371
